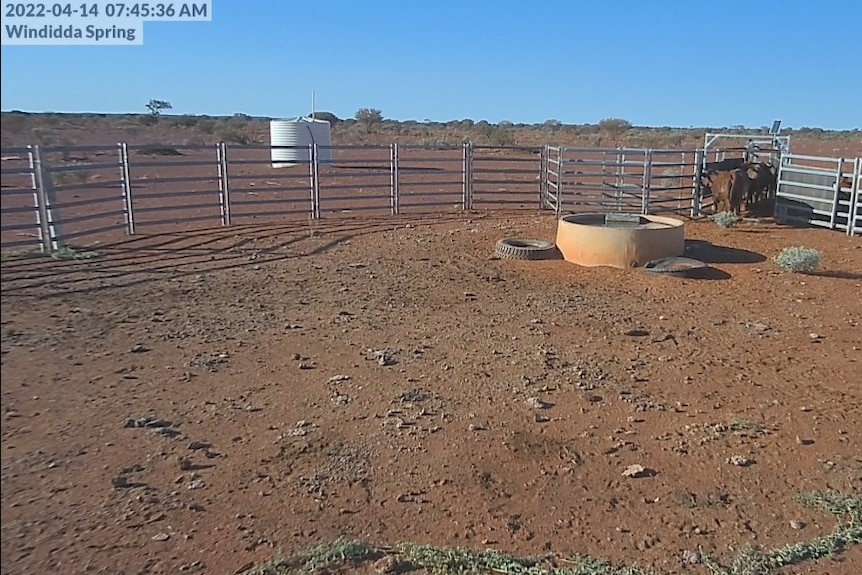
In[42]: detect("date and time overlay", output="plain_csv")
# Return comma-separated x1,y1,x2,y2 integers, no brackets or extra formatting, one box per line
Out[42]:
2,1,211,44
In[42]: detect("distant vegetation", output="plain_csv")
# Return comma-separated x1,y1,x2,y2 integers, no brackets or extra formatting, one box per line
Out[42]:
0,109,859,150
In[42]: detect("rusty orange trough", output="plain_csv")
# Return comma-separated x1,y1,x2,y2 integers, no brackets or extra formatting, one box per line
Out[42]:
555,213,685,269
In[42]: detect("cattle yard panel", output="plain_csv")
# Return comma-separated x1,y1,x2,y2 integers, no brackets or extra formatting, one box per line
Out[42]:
557,147,648,213
775,153,860,235
7,142,862,253
396,145,466,214
543,146,564,215
0,147,48,252
316,145,394,216
703,133,790,167
222,144,314,224
555,147,700,216
470,146,544,211
38,145,125,248
124,144,224,234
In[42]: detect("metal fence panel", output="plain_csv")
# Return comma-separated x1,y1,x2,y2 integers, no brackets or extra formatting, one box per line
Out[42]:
4,142,861,252
775,154,858,234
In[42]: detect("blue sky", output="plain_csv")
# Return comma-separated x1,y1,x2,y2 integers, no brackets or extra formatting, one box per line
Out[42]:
2,0,860,129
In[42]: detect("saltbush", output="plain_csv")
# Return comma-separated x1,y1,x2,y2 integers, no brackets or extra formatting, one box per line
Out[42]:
774,246,822,272
713,211,739,228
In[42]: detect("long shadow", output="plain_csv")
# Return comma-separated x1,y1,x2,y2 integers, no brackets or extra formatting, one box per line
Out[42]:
0,213,478,298
684,240,766,264
805,270,862,281
684,267,732,280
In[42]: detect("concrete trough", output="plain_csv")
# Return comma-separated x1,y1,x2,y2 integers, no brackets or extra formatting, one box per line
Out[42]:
555,212,685,268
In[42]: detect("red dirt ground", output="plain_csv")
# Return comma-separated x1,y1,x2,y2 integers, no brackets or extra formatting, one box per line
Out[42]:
2,210,861,575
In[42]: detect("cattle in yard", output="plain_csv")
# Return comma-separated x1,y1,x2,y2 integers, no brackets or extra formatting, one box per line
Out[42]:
743,161,778,206
705,157,746,172
702,168,750,215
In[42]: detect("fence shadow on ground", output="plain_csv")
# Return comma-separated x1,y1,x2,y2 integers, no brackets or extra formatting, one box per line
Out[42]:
0,213,489,298
804,270,862,281
683,240,766,264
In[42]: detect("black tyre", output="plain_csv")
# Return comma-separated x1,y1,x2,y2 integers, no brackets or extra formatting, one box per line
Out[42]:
494,238,557,260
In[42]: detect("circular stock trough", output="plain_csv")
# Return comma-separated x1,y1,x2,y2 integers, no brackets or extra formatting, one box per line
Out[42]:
555,213,685,269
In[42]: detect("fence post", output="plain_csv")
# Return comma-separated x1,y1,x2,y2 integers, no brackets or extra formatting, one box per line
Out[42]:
829,158,845,231
851,157,861,236
311,144,320,219
216,142,232,226
390,143,400,215
539,146,548,210
556,147,564,217
692,149,705,217
641,150,652,215
30,145,50,253
118,142,135,234
31,145,61,252
462,143,473,211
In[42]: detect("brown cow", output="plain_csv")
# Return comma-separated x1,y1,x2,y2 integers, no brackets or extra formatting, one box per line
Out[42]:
743,162,778,206
702,169,750,215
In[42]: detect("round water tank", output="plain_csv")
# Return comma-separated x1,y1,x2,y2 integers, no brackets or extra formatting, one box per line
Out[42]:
270,117,332,168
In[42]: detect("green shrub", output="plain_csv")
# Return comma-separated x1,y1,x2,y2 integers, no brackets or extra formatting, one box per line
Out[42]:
774,246,822,272
713,211,739,228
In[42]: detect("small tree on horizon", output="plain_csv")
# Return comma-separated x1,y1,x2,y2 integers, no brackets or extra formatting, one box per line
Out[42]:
146,99,173,117
598,117,632,146
355,108,383,133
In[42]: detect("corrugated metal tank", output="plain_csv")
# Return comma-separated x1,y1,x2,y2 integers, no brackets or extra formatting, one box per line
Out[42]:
270,117,332,168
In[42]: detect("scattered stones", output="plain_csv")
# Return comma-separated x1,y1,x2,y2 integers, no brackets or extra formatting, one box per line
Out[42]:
790,520,806,530
682,549,702,564
624,328,650,337
130,344,150,353
188,441,211,451
124,416,172,428
331,393,352,406
526,397,552,409
809,333,824,341
111,475,132,489
328,374,351,384
622,464,655,478
727,455,755,467
151,532,170,541
285,323,303,330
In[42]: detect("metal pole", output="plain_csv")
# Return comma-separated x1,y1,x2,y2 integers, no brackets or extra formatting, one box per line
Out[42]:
119,142,135,234
851,157,861,236
462,143,473,211
829,159,843,230
692,149,704,217
391,143,400,215
29,146,50,253
311,144,320,219
556,147,564,217
641,150,652,215
32,145,60,252
539,146,548,210
217,142,232,226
